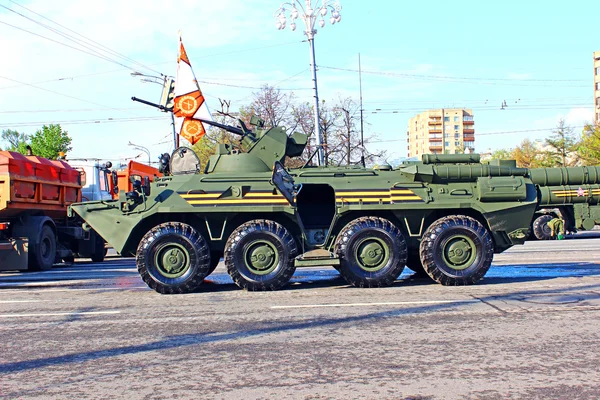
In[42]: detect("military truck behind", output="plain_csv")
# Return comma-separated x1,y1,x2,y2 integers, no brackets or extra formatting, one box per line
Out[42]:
0,151,107,271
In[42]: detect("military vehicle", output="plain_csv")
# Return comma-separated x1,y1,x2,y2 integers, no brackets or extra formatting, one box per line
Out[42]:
69,118,600,293
531,202,599,240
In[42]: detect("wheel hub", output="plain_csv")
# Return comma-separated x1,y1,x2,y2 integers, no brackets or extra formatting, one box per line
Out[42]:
443,236,475,270
356,238,389,272
155,244,190,278
245,242,278,275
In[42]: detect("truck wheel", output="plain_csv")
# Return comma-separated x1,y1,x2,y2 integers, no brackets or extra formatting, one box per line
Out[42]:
90,232,106,263
334,217,407,288
136,222,211,294
405,250,428,277
30,225,56,271
420,215,493,285
224,220,297,291
533,214,554,240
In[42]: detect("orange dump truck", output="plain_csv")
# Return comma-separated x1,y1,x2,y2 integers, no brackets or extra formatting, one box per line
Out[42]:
109,160,162,200
0,151,105,271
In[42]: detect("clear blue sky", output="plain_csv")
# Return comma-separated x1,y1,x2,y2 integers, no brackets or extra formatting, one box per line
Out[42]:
0,0,597,164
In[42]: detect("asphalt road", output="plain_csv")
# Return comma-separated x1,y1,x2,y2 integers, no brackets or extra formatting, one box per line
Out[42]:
1,236,600,400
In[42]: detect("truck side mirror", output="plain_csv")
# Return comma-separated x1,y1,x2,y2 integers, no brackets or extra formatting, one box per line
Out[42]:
111,170,119,194
142,176,151,196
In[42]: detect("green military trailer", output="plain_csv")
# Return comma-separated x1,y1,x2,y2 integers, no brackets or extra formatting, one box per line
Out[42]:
69,118,600,294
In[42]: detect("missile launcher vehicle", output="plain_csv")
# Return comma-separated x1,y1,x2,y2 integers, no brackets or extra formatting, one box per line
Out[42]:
69,118,600,293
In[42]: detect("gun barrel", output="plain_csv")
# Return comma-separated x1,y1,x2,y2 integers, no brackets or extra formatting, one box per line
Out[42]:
197,118,245,136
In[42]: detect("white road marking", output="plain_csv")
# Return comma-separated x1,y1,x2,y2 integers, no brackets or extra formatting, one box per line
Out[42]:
271,299,481,309
0,300,47,304
0,285,148,292
0,310,121,318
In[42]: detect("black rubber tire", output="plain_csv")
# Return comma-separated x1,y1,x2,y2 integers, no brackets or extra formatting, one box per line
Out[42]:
420,215,493,286
533,214,554,240
224,220,297,291
90,232,106,263
334,217,407,288
405,250,428,277
30,225,56,271
136,222,211,294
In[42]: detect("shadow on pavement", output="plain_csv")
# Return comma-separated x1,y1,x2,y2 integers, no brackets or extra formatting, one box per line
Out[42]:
3,280,600,377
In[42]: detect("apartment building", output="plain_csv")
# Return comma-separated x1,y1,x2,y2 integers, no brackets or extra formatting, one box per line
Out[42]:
595,51,600,125
407,108,475,158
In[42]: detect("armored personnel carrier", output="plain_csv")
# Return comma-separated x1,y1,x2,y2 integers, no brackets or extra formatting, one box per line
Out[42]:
69,118,600,293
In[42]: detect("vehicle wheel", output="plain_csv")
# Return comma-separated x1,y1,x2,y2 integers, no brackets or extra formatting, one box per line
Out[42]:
136,222,211,294
405,250,428,277
420,215,493,286
224,220,298,291
334,217,407,288
30,225,56,271
533,214,554,240
90,232,106,262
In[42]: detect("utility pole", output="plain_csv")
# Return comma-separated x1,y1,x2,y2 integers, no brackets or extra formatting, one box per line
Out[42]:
359,53,365,167
274,0,342,166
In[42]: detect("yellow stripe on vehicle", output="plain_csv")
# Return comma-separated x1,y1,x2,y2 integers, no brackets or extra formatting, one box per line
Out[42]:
180,193,222,199
244,192,284,198
187,199,290,205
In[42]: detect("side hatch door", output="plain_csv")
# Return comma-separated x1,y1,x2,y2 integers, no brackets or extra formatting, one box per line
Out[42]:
271,161,300,206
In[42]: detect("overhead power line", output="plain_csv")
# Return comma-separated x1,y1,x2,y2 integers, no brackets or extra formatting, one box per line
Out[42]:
368,125,589,144
0,3,162,75
320,65,588,87
0,75,144,117
0,116,168,129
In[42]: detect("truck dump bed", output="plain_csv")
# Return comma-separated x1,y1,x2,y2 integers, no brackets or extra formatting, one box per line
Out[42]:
0,151,81,219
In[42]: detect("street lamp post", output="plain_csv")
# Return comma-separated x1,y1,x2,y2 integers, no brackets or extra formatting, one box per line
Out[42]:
274,0,342,166
128,141,151,165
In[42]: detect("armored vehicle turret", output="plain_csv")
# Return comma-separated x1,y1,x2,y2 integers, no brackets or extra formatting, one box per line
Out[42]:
69,120,600,294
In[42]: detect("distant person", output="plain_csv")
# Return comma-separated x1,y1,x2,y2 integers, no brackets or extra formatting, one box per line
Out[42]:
547,217,566,240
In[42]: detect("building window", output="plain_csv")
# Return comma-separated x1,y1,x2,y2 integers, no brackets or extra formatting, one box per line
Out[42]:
445,141,450,147
454,125,459,130
454,116,459,122
454,133,460,138
455,141,461,146
597,67,600,75
464,116,474,121
444,116,449,122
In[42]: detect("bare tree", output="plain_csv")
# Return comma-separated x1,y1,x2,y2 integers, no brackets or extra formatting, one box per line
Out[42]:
241,85,295,129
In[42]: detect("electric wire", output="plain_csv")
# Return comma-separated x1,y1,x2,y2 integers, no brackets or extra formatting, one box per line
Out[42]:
0,116,168,129
2,2,162,76
0,75,145,117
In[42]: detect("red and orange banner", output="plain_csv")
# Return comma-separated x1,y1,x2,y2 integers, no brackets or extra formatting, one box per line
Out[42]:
173,37,213,145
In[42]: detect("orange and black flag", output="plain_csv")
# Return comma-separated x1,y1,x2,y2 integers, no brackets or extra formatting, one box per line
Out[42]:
173,36,213,145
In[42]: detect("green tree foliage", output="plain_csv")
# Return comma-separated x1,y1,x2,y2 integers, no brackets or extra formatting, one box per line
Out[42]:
511,139,556,168
1,129,30,153
545,119,577,166
29,124,72,159
577,124,600,165
490,148,513,160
